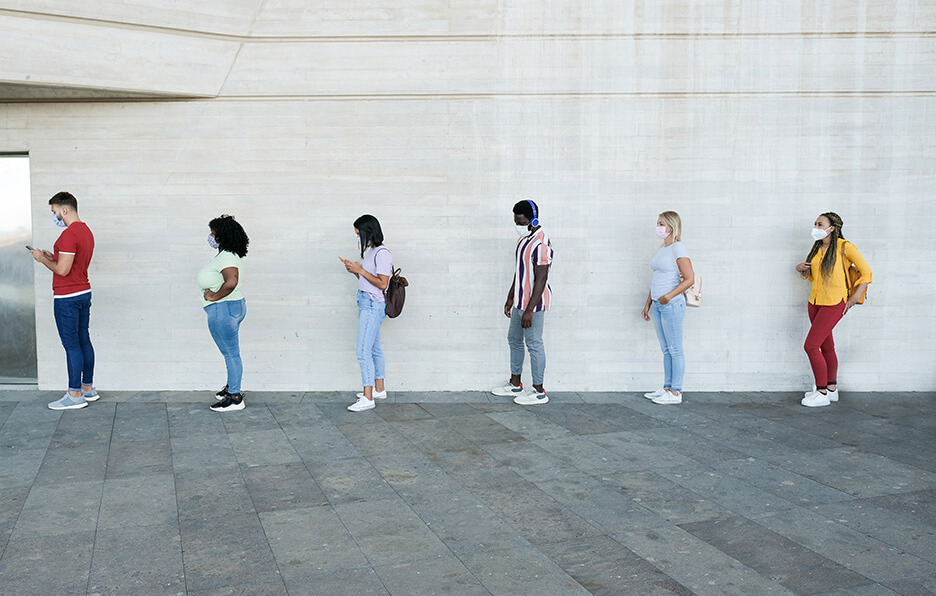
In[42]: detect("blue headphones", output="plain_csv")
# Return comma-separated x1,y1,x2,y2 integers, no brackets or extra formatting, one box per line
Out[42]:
525,199,539,227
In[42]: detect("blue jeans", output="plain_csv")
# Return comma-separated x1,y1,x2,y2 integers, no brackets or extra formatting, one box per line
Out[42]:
650,295,686,392
507,307,546,386
204,299,246,394
356,291,386,387
53,292,94,392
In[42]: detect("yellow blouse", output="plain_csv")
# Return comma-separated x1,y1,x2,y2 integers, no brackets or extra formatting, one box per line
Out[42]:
806,239,873,305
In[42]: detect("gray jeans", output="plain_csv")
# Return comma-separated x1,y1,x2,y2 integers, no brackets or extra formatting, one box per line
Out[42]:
507,307,546,386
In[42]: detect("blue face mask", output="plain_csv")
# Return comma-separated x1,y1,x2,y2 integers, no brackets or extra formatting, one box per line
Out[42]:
208,235,220,249
53,213,66,228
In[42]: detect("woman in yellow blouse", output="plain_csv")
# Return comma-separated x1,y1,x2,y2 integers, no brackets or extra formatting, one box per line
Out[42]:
794,212,872,407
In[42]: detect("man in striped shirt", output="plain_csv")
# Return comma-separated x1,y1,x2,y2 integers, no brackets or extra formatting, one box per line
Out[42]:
491,200,554,405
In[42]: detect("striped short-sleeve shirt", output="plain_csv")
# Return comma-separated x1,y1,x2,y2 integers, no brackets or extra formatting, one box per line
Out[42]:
513,227,554,312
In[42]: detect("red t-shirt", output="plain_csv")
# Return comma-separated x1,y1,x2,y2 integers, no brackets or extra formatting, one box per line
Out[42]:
52,222,94,296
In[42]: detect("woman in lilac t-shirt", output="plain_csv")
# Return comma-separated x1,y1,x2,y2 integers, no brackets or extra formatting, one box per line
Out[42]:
339,214,392,412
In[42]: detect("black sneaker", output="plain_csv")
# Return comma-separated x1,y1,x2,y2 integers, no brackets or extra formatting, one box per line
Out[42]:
210,393,245,412
215,384,230,400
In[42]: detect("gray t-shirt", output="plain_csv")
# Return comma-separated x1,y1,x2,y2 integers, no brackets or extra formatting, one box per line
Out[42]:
650,242,689,300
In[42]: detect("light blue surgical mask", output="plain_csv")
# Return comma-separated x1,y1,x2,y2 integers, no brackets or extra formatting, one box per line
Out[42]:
53,213,66,228
208,235,220,249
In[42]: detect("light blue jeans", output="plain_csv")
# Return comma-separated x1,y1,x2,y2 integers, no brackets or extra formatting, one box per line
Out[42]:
204,299,246,394
53,292,94,392
356,290,387,387
507,307,546,386
650,295,686,392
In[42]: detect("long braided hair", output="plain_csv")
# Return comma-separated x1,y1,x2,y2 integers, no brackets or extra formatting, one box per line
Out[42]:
805,212,845,282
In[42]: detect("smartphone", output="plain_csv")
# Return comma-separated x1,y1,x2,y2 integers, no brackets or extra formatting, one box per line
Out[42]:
25,245,35,251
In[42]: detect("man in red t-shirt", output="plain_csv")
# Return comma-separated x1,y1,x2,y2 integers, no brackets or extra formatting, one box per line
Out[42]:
30,191,98,410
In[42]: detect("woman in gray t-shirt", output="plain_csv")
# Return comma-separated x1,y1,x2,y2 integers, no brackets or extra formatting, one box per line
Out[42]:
641,211,695,405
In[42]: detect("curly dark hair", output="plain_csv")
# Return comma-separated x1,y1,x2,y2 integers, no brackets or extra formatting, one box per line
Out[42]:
209,214,249,258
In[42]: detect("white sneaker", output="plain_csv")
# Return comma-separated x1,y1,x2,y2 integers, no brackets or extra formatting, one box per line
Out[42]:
652,391,682,405
514,391,548,406
347,397,375,412
357,390,387,400
801,390,831,408
803,387,839,402
644,388,667,399
492,382,524,397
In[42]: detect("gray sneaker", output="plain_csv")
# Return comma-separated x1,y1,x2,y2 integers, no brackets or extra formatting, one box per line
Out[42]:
82,388,100,402
48,393,88,410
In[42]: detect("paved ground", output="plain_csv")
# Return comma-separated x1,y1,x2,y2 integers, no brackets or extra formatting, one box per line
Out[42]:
0,389,934,596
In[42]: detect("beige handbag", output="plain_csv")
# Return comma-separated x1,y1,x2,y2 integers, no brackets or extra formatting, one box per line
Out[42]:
673,250,701,307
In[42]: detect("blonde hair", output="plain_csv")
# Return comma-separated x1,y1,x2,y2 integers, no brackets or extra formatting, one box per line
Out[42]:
659,211,682,242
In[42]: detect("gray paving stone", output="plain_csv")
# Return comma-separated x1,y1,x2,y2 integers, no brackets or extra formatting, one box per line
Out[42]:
174,467,253,521
768,447,936,498
33,442,109,486
227,428,302,467
388,417,478,454
11,480,102,539
479,440,584,484
374,556,490,595
632,425,748,466
97,474,178,529
538,534,692,596
610,522,798,596
443,414,526,445
220,404,281,433
0,402,60,449
0,486,28,556
0,531,95,594
373,402,435,423
602,469,733,524
461,546,590,595
367,452,462,506
111,402,170,442
268,401,328,428
179,514,286,594
408,490,532,556
680,515,875,594
543,432,690,474
241,462,329,512
305,455,398,505
0,448,46,488
167,403,229,438
883,574,936,596
170,434,238,471
0,403,15,426
485,410,574,441
49,402,115,448
283,421,362,462
276,566,389,596
751,507,936,584
106,438,173,479
528,404,623,435
656,464,801,517
710,457,855,506
418,402,484,418
87,522,184,595
469,480,603,547
337,418,423,458
260,507,370,577
334,498,452,567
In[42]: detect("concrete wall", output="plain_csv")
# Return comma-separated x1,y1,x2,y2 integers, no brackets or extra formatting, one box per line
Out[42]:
1,2,934,392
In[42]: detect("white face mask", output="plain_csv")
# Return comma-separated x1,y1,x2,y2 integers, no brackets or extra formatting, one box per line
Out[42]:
655,226,670,239
208,234,220,249
811,226,831,241
516,225,530,237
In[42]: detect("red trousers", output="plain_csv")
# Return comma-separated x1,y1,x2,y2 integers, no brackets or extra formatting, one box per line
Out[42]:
804,301,845,389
